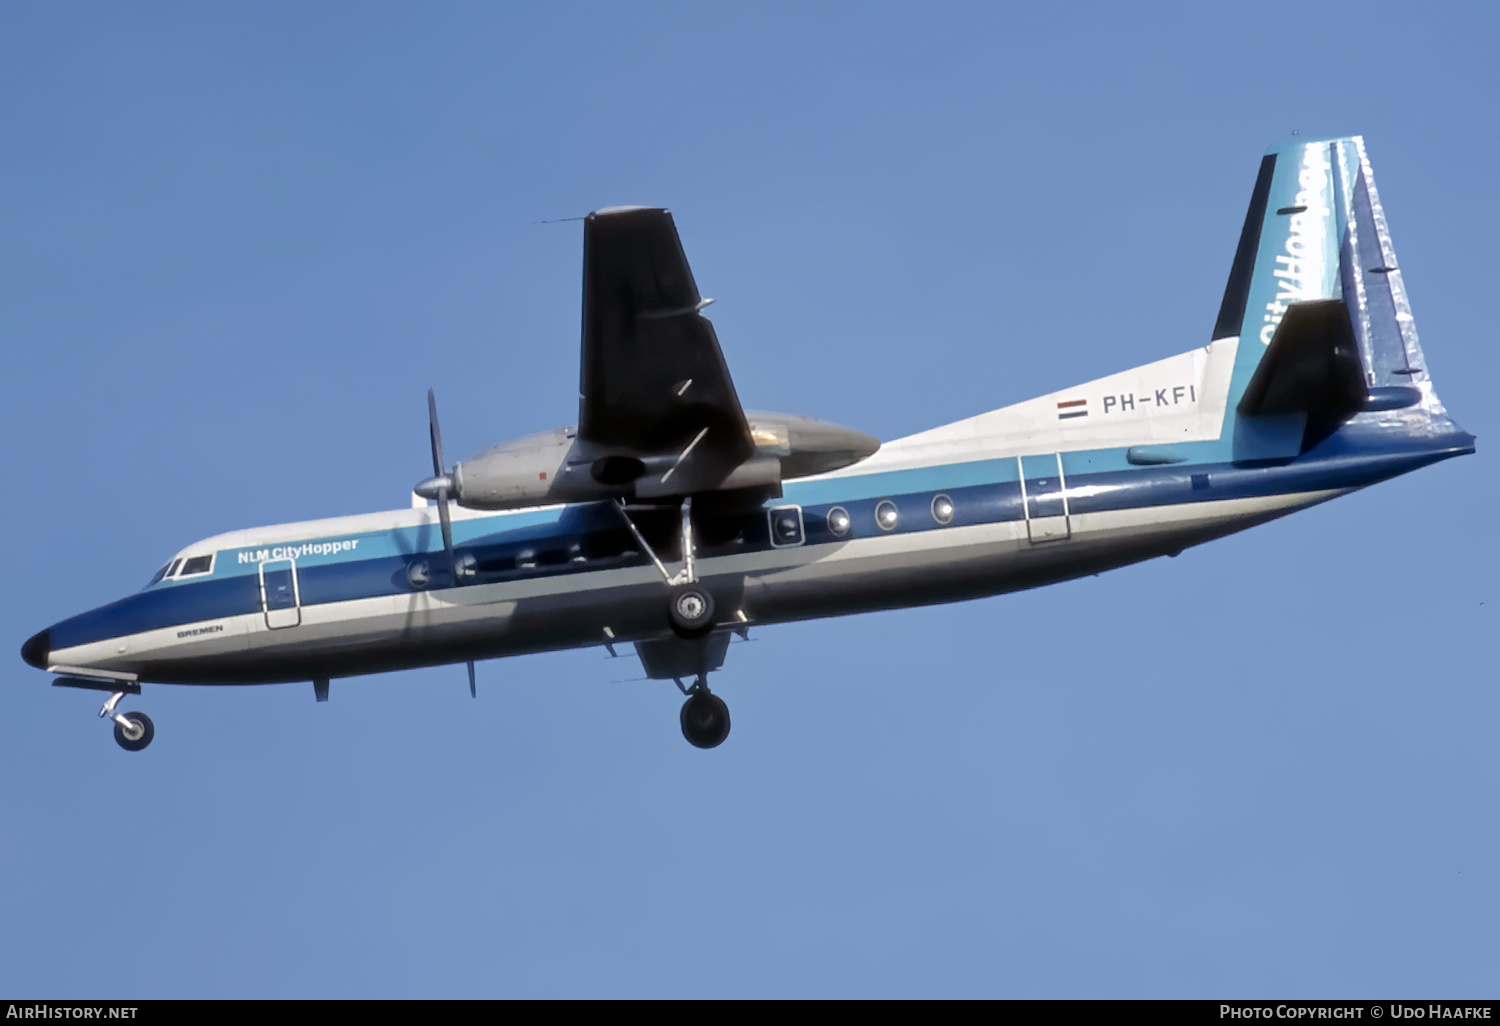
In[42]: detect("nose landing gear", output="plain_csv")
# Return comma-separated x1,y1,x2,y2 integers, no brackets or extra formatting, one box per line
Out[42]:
101,692,154,752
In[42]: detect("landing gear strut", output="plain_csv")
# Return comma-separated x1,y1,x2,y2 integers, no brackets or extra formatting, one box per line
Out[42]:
614,496,719,639
676,676,730,749
612,498,734,746
102,692,154,752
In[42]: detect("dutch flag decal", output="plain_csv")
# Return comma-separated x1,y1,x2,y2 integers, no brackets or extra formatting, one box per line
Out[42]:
1056,398,1088,420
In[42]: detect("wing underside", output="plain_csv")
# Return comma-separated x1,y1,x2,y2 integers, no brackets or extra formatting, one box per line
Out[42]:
579,208,754,492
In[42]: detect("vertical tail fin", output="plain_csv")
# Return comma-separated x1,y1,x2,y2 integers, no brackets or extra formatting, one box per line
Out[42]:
1213,136,1463,458
1212,154,1278,344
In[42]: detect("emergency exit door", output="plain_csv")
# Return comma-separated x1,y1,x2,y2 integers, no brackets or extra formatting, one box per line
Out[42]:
1018,454,1072,543
259,558,302,629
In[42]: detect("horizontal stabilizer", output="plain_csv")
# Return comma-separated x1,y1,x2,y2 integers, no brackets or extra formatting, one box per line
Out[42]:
1238,299,1366,420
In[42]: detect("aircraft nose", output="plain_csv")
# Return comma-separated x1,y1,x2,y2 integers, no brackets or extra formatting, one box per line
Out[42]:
21,629,50,670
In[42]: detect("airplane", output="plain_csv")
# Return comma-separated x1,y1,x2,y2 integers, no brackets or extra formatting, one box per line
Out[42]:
20,134,1474,751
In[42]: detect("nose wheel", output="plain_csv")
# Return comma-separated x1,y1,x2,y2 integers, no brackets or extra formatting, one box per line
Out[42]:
101,692,154,752
112,711,155,751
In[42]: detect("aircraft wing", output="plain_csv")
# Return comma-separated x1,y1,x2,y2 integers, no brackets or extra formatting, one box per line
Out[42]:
579,208,755,491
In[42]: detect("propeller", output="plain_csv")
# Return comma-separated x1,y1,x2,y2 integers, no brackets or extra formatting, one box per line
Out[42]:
416,393,478,698
414,389,457,576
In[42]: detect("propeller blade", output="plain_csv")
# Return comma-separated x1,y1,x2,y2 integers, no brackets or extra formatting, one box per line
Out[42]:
425,389,458,578
436,485,456,574
427,388,446,478
467,660,476,699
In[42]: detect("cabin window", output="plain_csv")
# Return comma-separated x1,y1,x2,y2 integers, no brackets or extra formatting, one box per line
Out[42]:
178,554,214,577
768,506,805,548
931,494,955,525
875,500,899,532
826,506,851,538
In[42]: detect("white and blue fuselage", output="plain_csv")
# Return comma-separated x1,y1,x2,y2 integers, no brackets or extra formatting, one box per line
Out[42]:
20,136,1475,725
26,357,1471,688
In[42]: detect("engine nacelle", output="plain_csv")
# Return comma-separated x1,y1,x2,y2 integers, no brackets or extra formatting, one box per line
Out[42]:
744,412,881,479
449,428,575,508
443,413,878,511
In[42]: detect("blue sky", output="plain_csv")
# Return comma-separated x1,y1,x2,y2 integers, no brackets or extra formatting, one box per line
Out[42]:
1,2,1495,998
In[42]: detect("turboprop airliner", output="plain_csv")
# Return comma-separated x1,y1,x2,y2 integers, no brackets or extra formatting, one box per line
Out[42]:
20,135,1474,750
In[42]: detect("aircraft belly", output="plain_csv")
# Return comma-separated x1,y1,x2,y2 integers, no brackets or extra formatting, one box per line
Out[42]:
737,488,1346,624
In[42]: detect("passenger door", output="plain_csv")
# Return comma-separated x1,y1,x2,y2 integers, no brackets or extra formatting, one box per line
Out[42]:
1018,454,1072,543
259,559,302,629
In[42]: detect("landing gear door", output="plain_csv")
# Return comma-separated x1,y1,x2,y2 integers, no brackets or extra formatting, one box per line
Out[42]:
1018,454,1072,543
260,559,302,629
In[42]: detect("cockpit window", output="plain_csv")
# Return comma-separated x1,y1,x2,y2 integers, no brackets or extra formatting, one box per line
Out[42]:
147,562,172,587
178,554,214,577
167,558,182,577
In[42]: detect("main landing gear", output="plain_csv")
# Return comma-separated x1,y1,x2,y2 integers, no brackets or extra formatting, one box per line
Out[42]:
677,676,730,749
614,496,719,639
668,584,715,636
101,692,154,752
613,497,735,747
